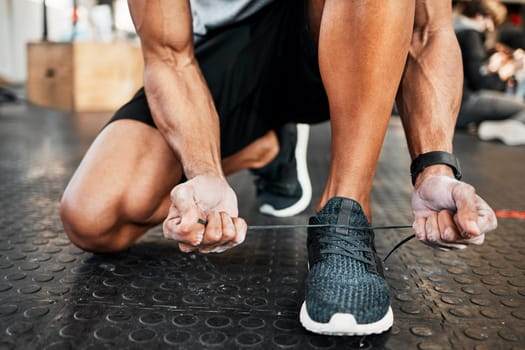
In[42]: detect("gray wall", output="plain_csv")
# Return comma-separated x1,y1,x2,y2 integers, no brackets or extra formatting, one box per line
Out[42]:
0,0,75,83
0,0,42,82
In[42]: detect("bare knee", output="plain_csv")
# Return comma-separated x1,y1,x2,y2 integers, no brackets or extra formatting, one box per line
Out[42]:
59,192,128,253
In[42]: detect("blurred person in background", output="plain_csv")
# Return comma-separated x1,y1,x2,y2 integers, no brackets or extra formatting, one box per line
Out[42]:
454,0,525,145
498,3,525,50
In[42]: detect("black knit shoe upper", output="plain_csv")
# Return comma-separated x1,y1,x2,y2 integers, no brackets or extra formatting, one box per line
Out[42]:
305,197,391,324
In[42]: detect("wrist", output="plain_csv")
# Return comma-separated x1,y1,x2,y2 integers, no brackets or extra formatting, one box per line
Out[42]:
414,164,454,188
183,159,224,180
411,151,461,186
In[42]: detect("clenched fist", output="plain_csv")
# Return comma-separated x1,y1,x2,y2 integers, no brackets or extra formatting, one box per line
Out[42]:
412,175,497,250
163,175,247,253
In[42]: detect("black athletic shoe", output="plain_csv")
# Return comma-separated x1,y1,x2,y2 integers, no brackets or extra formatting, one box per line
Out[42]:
300,197,393,335
252,123,312,217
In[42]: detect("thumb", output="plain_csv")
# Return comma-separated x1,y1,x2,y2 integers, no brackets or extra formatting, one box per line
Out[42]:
452,183,480,238
170,184,206,245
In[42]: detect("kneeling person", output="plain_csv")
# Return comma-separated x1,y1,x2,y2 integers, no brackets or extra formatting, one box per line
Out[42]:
60,0,497,336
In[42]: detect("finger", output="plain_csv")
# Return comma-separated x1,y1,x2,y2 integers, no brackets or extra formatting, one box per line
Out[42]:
207,216,248,253
231,217,247,247
209,246,231,254
170,184,196,212
433,242,468,250
162,205,181,239
413,217,426,241
462,233,485,245
201,211,222,246
219,212,236,245
165,208,204,245
424,213,440,243
178,242,198,253
169,186,206,245
475,195,498,234
204,213,239,253
420,236,468,251
452,183,480,238
437,210,461,242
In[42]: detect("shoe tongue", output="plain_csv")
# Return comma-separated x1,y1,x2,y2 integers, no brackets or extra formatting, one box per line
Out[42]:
314,197,371,229
307,197,379,270
308,197,375,267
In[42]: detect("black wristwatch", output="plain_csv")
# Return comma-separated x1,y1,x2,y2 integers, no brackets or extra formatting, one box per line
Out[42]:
410,151,462,185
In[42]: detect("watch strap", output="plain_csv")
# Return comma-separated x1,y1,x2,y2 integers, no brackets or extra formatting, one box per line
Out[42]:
410,151,462,185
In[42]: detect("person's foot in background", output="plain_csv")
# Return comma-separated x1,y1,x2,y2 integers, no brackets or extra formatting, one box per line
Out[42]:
252,123,312,217
478,119,525,146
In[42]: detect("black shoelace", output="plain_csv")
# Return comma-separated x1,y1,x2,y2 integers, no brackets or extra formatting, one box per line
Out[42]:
318,230,376,266
197,219,415,262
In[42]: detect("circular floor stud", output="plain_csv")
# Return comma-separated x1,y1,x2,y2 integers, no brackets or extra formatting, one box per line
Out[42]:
199,331,227,347
129,328,156,343
235,332,263,347
164,330,191,345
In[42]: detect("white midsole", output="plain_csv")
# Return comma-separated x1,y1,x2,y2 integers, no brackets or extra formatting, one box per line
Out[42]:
299,302,394,336
259,124,312,217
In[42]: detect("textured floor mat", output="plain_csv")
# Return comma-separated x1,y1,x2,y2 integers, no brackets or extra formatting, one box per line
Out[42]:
0,104,524,349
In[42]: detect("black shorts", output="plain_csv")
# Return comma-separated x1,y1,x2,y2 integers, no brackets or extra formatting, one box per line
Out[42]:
110,0,329,158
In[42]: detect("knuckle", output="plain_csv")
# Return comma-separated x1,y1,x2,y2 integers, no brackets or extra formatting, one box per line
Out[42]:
225,228,236,240
465,183,476,192
439,209,453,220
171,184,192,202
170,186,183,200
177,224,192,236
207,229,222,242
164,219,179,236
461,183,476,196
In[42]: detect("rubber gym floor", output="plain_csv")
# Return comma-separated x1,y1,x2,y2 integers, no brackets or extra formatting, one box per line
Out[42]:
0,102,524,350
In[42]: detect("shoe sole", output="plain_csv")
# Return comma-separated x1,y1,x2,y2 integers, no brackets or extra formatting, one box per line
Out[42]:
299,302,393,336
259,124,312,217
478,119,525,146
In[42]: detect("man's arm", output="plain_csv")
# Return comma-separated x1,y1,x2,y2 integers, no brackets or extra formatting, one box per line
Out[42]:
397,1,460,162
128,0,221,178
128,0,247,253
396,1,497,247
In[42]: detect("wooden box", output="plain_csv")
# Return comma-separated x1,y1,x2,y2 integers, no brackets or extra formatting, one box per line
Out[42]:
27,41,143,112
